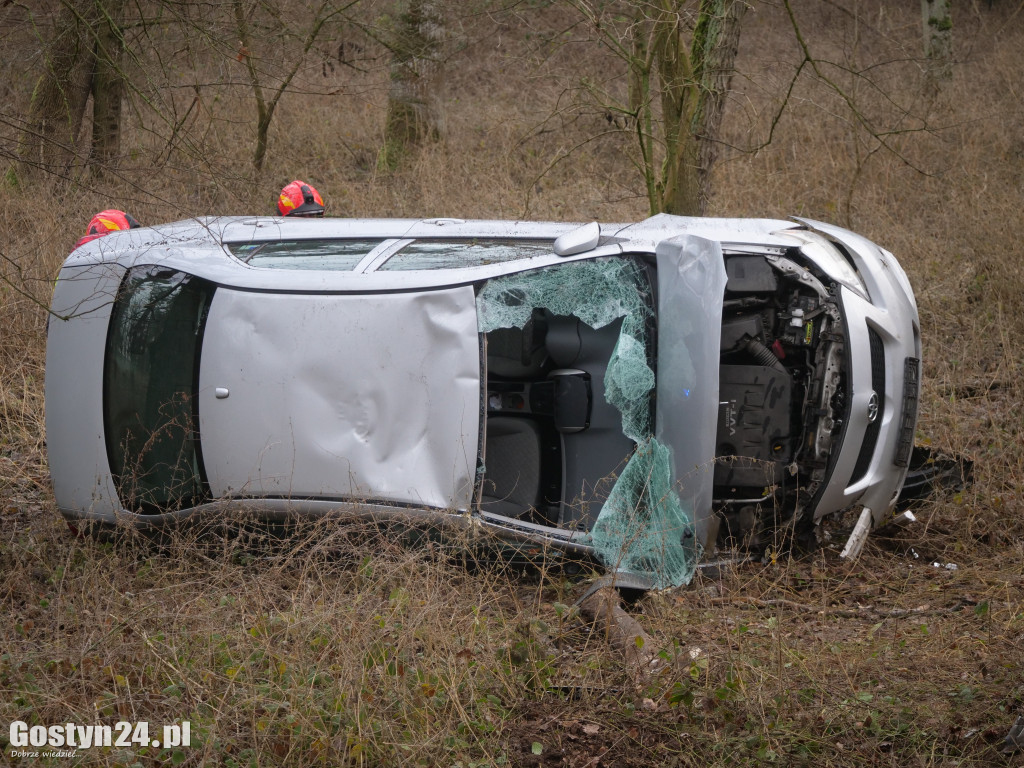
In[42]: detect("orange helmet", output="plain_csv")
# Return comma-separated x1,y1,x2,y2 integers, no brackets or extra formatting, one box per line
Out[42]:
74,209,141,250
277,180,325,217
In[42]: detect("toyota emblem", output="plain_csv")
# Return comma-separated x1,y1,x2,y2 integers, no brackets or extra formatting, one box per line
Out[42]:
867,392,880,424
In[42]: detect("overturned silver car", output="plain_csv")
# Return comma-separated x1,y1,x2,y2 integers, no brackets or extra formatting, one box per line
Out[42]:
46,214,921,587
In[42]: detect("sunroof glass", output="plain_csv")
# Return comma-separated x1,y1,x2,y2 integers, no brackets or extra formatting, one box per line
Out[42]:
227,240,383,270
378,240,552,271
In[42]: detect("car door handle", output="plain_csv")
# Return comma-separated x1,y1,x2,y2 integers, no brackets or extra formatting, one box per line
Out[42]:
215,387,230,399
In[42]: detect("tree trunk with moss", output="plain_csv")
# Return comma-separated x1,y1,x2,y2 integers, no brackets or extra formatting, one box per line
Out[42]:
625,0,746,216
381,0,445,169
922,0,953,92
19,0,128,179
19,0,102,176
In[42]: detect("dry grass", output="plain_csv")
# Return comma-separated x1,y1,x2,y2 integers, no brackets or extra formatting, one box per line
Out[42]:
1,1,1023,766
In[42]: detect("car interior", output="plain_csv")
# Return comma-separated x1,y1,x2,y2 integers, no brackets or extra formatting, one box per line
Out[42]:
480,309,640,532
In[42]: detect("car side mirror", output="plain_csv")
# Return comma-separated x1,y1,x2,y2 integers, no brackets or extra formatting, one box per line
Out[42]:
553,222,600,256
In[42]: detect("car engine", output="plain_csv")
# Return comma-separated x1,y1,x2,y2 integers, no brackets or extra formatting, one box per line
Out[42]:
714,252,847,550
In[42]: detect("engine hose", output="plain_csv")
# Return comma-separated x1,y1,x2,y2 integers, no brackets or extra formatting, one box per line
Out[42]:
746,338,786,372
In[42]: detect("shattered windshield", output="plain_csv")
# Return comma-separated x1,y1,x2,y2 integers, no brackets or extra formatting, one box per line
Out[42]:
477,257,698,589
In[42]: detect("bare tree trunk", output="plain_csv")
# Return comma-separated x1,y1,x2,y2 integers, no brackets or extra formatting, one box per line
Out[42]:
627,12,658,213
19,0,102,177
620,0,746,217
233,0,341,173
689,0,746,215
233,0,271,172
665,137,702,217
90,0,128,171
655,8,699,216
382,0,445,169
922,0,953,92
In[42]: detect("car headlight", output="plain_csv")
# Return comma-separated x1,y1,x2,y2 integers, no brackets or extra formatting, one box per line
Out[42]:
795,236,870,302
878,246,918,313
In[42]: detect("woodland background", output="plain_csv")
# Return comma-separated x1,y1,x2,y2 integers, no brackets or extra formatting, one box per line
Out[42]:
0,1,1023,766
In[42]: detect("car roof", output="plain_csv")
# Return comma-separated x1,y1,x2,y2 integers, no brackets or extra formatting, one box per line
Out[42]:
69,213,803,254
61,213,808,292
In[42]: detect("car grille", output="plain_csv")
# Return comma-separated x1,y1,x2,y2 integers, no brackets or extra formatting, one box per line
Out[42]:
894,356,920,468
849,328,886,485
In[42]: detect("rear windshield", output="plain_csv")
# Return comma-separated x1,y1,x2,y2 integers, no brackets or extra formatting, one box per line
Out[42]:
104,266,214,513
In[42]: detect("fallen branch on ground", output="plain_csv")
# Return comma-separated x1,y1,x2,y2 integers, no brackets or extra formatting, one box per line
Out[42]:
578,586,662,682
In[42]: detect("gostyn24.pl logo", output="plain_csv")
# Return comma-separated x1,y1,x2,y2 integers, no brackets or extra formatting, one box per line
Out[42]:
8,720,190,755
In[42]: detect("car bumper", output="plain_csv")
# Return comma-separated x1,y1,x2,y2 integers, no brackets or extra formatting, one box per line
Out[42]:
808,230,922,526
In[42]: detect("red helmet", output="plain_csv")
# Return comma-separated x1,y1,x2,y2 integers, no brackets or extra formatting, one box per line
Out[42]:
74,209,141,250
277,180,325,217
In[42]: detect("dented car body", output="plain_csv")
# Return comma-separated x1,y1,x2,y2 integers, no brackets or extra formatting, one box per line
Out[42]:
46,214,921,586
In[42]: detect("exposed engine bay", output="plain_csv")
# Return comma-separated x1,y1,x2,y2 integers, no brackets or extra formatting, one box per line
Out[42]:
714,251,847,550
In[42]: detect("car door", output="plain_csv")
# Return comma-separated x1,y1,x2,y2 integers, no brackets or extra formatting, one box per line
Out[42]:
197,286,481,512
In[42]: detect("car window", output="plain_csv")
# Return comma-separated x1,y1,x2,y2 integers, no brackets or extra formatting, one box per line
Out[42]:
226,239,383,270
104,266,215,513
378,239,552,270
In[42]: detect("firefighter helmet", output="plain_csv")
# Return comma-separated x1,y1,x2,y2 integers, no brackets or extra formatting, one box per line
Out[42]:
277,180,325,217
74,209,141,250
